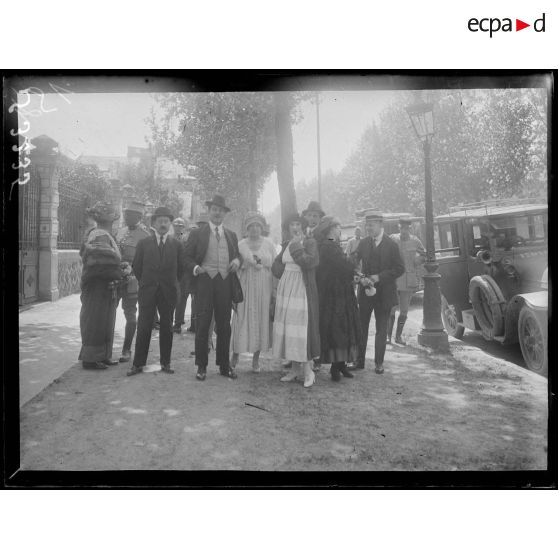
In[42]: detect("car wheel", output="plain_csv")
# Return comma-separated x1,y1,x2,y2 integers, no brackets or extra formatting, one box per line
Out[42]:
441,295,465,339
518,306,548,375
469,275,505,340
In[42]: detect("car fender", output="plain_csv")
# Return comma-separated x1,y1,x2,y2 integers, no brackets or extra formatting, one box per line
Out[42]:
503,291,548,344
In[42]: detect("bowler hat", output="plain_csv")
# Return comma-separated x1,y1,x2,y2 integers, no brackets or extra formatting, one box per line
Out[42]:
302,200,325,218
152,206,174,221
205,194,231,212
123,200,146,214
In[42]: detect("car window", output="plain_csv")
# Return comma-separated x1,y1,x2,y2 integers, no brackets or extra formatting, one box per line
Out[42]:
435,222,461,258
489,214,547,249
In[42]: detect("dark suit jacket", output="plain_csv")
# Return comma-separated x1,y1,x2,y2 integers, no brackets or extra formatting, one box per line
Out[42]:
183,223,241,290
354,234,405,309
132,235,184,307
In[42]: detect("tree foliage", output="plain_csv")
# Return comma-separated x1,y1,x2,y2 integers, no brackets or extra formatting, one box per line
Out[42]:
149,92,277,210
58,163,111,207
310,88,547,222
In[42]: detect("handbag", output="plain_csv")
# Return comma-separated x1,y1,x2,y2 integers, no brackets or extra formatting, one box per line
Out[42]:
231,272,244,304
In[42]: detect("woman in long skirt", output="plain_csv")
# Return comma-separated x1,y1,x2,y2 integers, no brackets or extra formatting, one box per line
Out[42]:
78,202,123,370
231,212,276,372
314,216,362,381
272,212,320,388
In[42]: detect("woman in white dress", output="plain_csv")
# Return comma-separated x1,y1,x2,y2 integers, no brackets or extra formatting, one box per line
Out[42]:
271,212,320,388
231,212,276,372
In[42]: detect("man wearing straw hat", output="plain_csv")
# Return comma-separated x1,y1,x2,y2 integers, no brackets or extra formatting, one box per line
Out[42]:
349,211,405,374
184,194,241,381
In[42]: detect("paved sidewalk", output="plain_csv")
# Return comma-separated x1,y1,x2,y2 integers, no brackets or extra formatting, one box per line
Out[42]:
19,294,548,471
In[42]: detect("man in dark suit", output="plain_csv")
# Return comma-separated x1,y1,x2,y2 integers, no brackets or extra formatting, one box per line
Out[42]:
349,211,405,374
128,206,184,376
184,194,241,381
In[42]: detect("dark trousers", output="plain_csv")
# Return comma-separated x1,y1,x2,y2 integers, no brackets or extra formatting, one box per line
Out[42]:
194,273,232,369
117,289,138,353
133,287,175,367
173,280,192,327
357,288,391,366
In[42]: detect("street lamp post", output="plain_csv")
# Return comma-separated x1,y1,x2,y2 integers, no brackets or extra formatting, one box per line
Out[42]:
406,102,449,351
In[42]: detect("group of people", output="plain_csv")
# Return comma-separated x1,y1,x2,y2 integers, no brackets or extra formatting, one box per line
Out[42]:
78,194,425,389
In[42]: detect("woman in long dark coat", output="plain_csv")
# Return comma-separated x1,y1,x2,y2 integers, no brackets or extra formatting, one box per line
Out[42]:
271,212,320,388
78,202,124,370
314,216,362,381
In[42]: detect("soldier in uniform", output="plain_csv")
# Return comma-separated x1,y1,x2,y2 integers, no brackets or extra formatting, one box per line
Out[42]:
172,217,194,333
388,218,426,345
115,201,152,362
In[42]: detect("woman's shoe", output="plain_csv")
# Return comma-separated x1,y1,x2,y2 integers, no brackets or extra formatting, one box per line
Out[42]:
83,361,108,370
303,362,315,388
330,363,341,382
281,362,299,382
340,363,354,378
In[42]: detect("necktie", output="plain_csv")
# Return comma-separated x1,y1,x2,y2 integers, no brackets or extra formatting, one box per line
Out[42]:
215,227,221,243
158,237,164,258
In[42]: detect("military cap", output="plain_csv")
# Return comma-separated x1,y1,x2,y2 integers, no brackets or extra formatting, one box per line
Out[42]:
123,200,146,214
364,210,384,221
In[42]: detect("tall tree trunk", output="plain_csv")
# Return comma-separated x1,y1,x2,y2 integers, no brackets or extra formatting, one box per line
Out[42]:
273,92,297,239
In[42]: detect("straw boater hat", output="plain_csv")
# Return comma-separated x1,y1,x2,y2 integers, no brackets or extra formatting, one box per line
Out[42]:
205,194,231,213
243,211,267,233
123,200,146,215
364,210,384,222
86,201,120,223
152,206,174,222
313,215,341,242
281,211,308,232
301,200,325,218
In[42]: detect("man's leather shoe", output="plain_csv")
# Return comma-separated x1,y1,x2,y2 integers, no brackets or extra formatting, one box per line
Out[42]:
103,359,119,366
196,367,206,381
330,366,341,382
127,365,143,376
375,364,385,374
119,351,131,363
160,364,174,374
282,361,292,369
347,361,364,371
220,367,237,379
395,337,406,345
340,364,354,378
83,361,108,370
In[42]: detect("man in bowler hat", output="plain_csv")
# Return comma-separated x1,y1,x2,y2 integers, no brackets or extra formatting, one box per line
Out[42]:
184,194,241,381
349,212,405,374
128,206,184,376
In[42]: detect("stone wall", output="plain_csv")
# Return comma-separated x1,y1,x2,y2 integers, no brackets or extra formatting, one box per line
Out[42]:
58,250,82,298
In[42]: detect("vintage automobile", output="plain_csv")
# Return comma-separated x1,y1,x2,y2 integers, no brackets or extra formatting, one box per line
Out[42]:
434,198,548,374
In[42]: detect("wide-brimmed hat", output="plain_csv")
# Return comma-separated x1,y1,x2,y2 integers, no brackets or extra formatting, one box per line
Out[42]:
123,200,146,215
281,211,308,231
244,211,267,233
86,201,120,223
313,215,341,241
205,194,230,212
152,206,174,221
301,200,325,218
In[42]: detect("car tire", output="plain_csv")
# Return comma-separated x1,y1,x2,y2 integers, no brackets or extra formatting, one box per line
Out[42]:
518,306,548,375
441,295,465,339
469,275,506,340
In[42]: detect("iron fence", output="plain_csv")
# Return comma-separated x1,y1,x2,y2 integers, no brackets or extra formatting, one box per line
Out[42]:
19,166,40,250
58,179,88,249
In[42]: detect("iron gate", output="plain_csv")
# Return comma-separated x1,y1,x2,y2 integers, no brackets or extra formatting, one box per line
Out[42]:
19,166,40,305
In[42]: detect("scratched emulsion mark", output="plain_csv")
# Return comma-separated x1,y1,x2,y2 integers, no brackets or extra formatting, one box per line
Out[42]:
20,358,40,363
163,409,181,417
109,400,122,405
183,418,226,434
25,440,40,448
121,407,148,415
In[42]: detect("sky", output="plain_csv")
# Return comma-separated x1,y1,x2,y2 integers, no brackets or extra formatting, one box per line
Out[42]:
19,89,396,214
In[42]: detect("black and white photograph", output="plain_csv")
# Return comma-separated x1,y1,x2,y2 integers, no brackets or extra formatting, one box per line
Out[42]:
5,72,552,483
